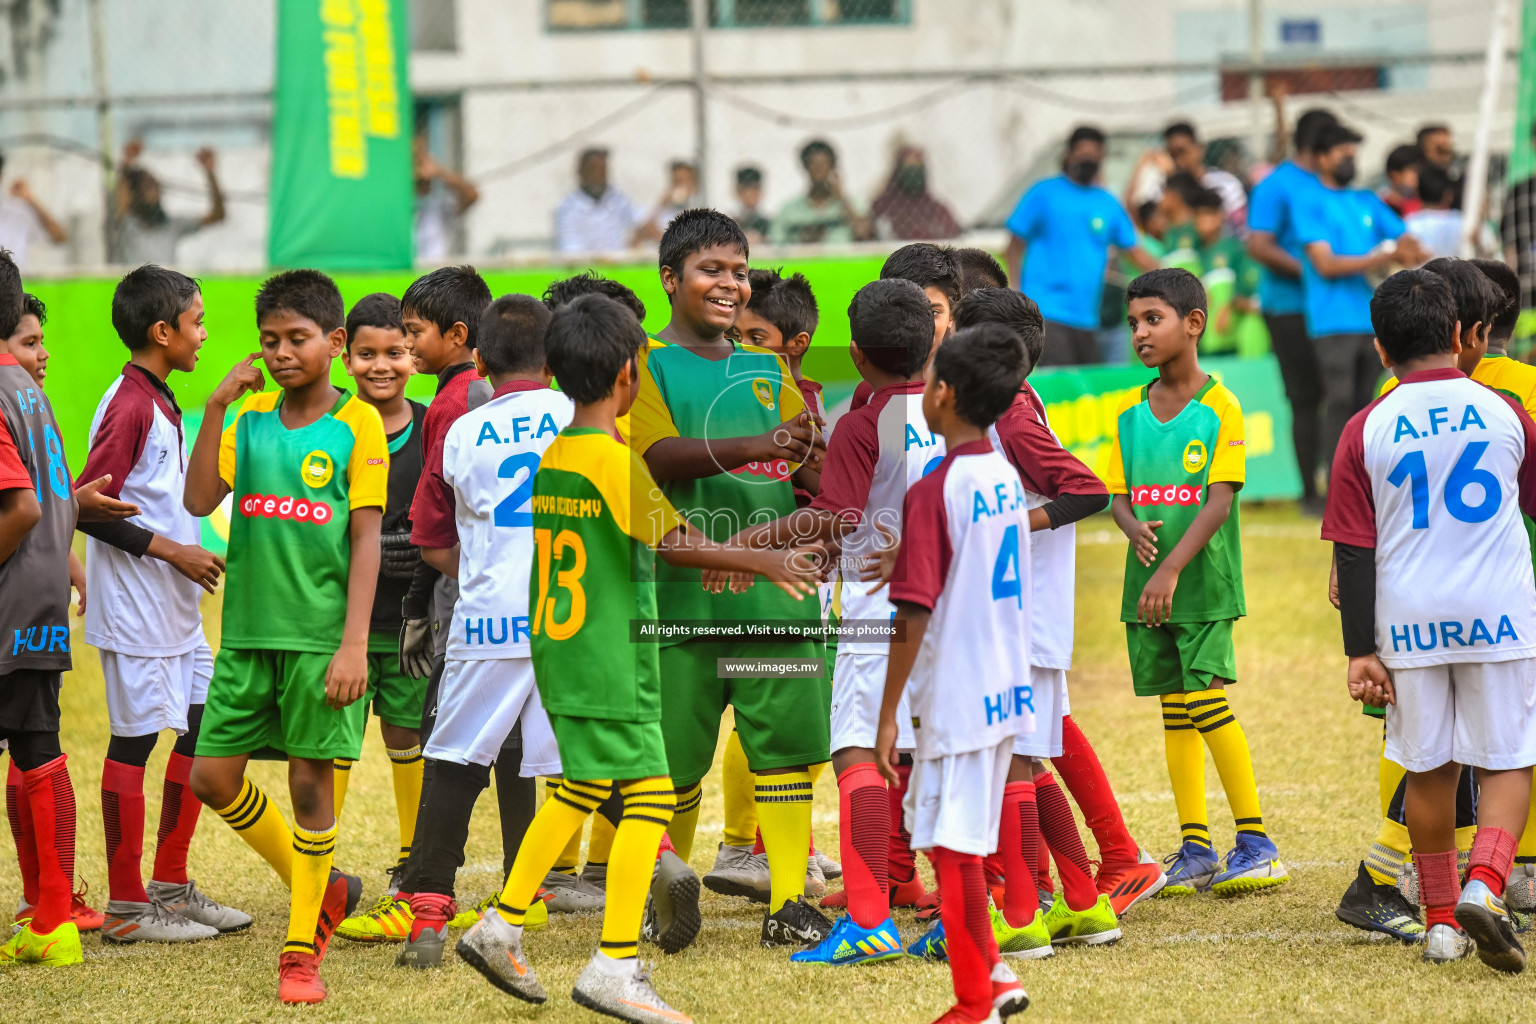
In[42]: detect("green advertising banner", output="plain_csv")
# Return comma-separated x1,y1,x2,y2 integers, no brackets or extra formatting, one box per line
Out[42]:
1513,0,1536,180
268,0,413,269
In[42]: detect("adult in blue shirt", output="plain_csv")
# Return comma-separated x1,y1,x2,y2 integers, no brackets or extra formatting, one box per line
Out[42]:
1247,107,1336,515
1004,125,1156,365
1294,121,1427,469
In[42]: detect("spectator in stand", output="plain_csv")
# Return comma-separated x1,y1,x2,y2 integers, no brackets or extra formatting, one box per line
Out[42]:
113,139,224,266
0,154,67,269
1417,124,1455,171
554,147,644,254
1380,144,1423,219
1164,121,1247,228
1500,121,1536,311
1003,125,1157,365
770,139,871,245
1406,164,1495,260
636,160,701,243
732,166,772,244
870,145,961,241
414,135,480,263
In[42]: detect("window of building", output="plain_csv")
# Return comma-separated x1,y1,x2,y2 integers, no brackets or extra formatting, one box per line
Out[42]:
546,0,909,30
411,0,457,51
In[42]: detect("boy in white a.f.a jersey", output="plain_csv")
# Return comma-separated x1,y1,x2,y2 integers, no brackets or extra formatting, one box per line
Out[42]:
876,324,1035,1024
1326,269,1536,974
393,294,573,966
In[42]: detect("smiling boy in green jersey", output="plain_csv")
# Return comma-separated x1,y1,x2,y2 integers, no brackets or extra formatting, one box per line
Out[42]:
625,209,834,948
1107,268,1287,901
185,270,387,1005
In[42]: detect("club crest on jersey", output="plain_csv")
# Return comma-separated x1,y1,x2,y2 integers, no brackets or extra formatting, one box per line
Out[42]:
300,450,334,488
1182,440,1208,473
752,378,775,409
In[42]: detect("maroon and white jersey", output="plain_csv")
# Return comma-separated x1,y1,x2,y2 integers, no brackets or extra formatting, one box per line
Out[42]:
990,383,1106,671
811,381,944,654
78,365,204,657
890,440,1033,759
1323,367,1536,669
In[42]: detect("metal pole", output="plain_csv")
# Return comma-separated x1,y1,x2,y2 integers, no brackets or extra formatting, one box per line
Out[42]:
691,0,709,206
1248,0,1265,166
1462,0,1513,257
85,0,114,261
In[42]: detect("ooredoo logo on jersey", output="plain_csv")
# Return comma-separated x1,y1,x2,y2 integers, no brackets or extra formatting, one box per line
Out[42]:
239,493,334,524
1130,484,1203,507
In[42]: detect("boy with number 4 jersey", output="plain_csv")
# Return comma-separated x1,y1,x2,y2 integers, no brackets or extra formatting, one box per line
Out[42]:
876,324,1035,1024
1327,269,1536,973
1108,269,1286,898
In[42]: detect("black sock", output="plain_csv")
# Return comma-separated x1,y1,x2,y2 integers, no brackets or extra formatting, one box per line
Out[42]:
494,732,536,879
410,758,491,899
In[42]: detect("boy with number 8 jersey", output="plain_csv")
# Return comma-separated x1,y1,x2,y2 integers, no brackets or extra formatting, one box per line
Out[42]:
1108,269,1287,898
1326,269,1536,972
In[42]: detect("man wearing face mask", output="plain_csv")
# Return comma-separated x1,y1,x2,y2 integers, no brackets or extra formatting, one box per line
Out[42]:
1004,125,1157,365
1294,122,1428,468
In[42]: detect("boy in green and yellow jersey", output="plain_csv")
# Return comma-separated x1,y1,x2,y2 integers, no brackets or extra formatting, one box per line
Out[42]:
1107,268,1288,901
624,210,834,948
456,293,819,1024
185,270,387,1005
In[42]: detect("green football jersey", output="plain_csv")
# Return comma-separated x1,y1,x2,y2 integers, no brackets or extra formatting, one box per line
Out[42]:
217,389,389,652
1107,377,1246,623
631,342,817,642
529,428,685,721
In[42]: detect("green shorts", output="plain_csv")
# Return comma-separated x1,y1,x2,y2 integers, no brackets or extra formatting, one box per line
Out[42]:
1125,620,1238,697
366,649,427,729
197,648,369,761
547,714,669,782
659,640,832,788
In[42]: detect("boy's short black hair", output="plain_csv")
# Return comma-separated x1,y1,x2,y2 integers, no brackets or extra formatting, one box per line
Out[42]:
1371,269,1457,363
542,271,646,322
657,207,749,276
1310,122,1363,155
800,139,836,168
848,278,933,378
880,242,961,314
344,292,402,351
1067,125,1105,150
1469,258,1521,340
745,268,819,342
1127,268,1208,329
736,165,762,187
954,287,1045,373
544,293,648,405
478,294,553,377
949,247,1008,292
255,269,345,333
0,250,18,340
1163,121,1197,143
931,324,1028,430
1293,108,1338,153
1421,257,1504,335
111,264,199,351
1163,171,1206,207
1417,123,1450,147
401,265,493,348
19,292,44,328
1416,164,1454,207
1191,187,1224,212
1385,144,1422,176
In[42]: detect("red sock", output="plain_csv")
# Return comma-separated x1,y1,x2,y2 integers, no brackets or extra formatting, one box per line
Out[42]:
1035,819,1052,893
1415,849,1461,930
1053,716,1138,869
999,780,1038,928
22,754,76,933
1467,826,1519,894
837,762,890,928
6,761,39,907
101,758,149,904
1035,770,1097,912
933,846,998,1021
751,826,765,856
151,752,201,886
888,760,917,883
657,830,676,858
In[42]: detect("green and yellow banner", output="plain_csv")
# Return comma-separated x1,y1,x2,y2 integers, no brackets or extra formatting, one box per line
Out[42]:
268,0,413,269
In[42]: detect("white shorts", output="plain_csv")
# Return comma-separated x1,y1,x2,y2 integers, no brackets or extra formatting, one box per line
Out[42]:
1012,666,1068,759
424,658,561,775
100,644,214,737
1386,658,1536,772
829,651,914,753
904,737,1014,857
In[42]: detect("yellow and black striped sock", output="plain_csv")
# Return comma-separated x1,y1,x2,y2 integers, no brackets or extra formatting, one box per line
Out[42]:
386,745,423,868
331,759,353,819
1366,819,1412,886
600,779,677,960
214,778,295,888
667,783,703,863
1520,784,1536,869
496,778,607,926
1188,690,1266,839
722,730,757,848
588,813,617,871
1160,693,1210,850
546,780,582,875
757,772,813,913
284,819,337,955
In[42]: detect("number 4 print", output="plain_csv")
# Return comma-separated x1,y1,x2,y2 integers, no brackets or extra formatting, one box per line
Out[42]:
991,523,1023,608
1387,442,1502,528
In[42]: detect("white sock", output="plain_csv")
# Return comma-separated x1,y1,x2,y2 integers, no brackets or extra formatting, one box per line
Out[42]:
590,950,636,976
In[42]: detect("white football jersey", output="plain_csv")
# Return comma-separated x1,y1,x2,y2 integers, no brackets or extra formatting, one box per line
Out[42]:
1323,367,1536,669
441,385,574,660
889,441,1033,759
